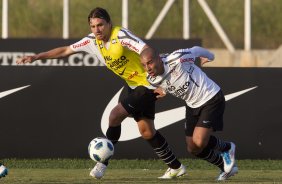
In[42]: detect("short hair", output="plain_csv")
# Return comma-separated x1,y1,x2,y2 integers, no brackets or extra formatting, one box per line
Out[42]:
141,47,158,60
88,7,111,23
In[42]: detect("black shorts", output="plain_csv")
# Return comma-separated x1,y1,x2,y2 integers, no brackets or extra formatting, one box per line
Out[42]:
185,90,225,136
121,86,157,122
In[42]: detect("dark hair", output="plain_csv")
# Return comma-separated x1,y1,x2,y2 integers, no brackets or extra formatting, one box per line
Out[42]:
88,7,111,23
140,47,158,60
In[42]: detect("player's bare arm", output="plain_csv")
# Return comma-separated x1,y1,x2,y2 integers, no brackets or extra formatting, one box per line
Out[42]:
200,57,210,66
191,46,214,66
16,46,74,64
154,87,166,98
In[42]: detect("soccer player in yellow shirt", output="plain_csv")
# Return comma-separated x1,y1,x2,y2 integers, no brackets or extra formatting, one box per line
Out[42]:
17,7,186,179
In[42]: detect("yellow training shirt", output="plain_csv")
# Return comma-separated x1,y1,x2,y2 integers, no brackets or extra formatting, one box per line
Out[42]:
96,26,150,88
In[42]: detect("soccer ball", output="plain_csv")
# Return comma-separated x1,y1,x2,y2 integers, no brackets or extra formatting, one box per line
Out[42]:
88,137,114,163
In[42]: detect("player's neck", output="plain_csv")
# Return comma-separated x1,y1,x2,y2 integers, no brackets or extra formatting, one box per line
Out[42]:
101,31,111,44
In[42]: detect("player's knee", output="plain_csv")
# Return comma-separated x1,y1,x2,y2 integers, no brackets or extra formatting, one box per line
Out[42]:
187,144,199,155
137,118,156,139
192,136,207,150
139,128,155,139
187,140,205,155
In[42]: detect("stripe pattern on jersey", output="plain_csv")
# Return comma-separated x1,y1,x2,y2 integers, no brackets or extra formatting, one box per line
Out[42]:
86,35,95,39
165,51,192,64
118,29,139,43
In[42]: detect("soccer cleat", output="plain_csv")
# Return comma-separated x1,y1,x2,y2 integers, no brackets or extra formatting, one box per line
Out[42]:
90,162,107,179
221,142,236,173
0,164,8,178
158,164,186,179
217,164,238,181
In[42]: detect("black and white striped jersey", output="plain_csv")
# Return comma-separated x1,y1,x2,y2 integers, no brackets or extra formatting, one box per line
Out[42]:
147,46,220,108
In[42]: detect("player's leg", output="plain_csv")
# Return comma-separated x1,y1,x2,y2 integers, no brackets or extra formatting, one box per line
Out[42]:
90,86,154,179
185,90,237,180
0,163,8,178
204,90,237,180
186,132,237,181
90,100,129,179
186,127,237,180
105,86,137,146
200,90,236,174
131,86,185,179
186,127,226,171
106,102,129,144
211,139,237,181
209,135,236,172
137,118,186,179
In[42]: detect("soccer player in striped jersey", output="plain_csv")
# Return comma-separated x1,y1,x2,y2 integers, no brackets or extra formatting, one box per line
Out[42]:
140,47,238,181
16,7,186,179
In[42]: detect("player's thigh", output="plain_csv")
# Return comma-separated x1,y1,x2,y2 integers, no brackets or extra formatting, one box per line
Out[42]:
109,103,129,126
197,91,225,132
185,105,198,137
121,86,156,121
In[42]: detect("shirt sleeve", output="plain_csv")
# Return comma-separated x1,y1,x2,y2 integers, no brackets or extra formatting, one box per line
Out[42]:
190,46,214,61
70,35,104,63
117,28,146,54
70,36,93,53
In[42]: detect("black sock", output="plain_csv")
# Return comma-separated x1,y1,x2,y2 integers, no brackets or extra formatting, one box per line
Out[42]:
195,138,224,171
106,125,121,145
147,131,181,169
103,125,121,165
209,135,231,152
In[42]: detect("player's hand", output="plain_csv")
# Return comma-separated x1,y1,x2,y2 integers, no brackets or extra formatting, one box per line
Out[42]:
200,57,210,66
154,87,166,98
16,55,36,64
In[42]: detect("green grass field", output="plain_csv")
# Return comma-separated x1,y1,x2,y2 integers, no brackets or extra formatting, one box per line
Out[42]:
1,159,282,183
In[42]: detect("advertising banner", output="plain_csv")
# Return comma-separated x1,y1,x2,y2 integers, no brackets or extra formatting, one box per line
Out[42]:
0,67,281,159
